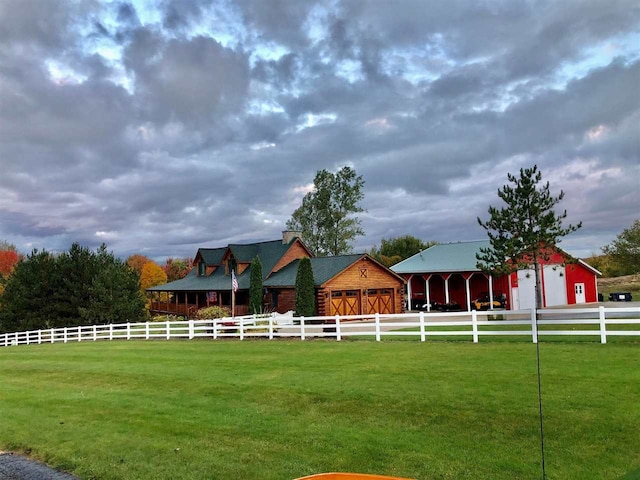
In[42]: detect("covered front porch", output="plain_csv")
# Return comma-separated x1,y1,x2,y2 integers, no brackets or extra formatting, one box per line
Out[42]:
148,290,250,318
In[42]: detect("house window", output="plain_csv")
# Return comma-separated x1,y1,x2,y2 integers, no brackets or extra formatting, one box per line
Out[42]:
198,262,206,276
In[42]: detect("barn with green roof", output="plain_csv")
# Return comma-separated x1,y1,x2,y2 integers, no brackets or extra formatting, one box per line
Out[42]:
392,240,600,311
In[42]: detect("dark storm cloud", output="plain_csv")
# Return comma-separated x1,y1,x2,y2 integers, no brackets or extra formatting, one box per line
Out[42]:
0,0,637,260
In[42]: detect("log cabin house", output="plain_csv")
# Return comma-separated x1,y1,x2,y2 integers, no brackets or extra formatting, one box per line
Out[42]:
147,232,406,318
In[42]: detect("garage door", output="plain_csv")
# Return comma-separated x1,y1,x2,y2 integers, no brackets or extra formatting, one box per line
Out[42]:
330,290,360,316
366,289,394,315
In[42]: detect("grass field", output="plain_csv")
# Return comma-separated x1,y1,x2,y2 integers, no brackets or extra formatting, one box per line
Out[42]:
0,340,639,480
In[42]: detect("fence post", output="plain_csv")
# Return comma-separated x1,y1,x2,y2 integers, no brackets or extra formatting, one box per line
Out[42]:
165,321,170,340
26,331,30,346
530,308,538,344
269,316,274,340
419,311,426,342
51,328,55,344
64,327,68,344
126,322,131,340
599,306,607,344
38,330,42,345
77,326,81,342
240,318,244,340
213,320,218,340
375,313,381,342
300,316,305,341
471,310,478,343
336,315,341,341
189,319,195,340
144,322,149,340
93,325,97,342
109,324,113,341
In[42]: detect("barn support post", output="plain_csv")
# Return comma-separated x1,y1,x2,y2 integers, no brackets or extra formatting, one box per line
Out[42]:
465,274,472,311
425,275,431,312
489,275,494,310
443,274,451,304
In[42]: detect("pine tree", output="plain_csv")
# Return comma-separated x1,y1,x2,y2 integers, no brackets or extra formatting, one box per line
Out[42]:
295,257,315,317
249,255,263,314
476,165,582,308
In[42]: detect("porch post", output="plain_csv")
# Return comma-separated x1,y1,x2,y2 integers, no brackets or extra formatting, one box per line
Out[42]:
406,275,413,310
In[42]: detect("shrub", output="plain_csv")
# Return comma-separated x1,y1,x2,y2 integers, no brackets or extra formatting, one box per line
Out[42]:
196,306,232,319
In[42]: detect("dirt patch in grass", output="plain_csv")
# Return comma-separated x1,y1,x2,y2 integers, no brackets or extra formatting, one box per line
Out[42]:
598,274,640,299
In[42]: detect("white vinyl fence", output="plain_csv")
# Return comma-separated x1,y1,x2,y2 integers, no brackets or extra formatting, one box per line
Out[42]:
2,306,639,348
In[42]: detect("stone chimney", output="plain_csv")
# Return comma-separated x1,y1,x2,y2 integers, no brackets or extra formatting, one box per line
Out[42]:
282,230,302,244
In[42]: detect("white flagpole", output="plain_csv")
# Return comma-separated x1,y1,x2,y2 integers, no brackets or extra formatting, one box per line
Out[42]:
231,270,236,318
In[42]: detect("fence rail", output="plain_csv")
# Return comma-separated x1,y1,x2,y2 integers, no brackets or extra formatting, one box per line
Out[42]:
2,307,639,348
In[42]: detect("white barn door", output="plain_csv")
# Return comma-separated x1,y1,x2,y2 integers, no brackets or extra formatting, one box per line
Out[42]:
517,269,536,310
543,265,567,307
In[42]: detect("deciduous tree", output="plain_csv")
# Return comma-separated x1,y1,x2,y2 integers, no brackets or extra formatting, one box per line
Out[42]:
126,254,152,275
140,261,167,292
287,166,365,256
476,165,582,309
164,257,192,282
602,220,640,276
370,235,437,267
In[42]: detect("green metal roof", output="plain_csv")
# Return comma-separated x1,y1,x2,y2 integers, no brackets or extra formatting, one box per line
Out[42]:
264,255,364,287
148,239,304,292
197,248,225,265
391,240,490,274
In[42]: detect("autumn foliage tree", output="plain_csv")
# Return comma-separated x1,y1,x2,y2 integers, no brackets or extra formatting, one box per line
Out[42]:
140,261,167,292
126,254,152,275
163,257,192,282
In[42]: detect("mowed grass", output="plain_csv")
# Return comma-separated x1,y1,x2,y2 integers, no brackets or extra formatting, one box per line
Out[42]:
0,340,638,480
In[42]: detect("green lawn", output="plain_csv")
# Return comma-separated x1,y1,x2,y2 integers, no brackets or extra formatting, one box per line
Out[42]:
0,340,638,480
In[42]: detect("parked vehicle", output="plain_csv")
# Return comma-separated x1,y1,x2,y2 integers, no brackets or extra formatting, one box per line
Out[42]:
471,292,506,311
608,292,633,302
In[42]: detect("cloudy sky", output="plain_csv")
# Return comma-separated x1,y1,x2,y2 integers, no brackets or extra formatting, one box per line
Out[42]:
0,0,638,261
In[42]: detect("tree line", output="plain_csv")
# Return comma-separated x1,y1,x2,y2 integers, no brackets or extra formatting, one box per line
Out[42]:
0,244,145,333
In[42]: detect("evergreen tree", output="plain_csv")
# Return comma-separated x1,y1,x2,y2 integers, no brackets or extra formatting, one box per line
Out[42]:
249,255,263,314
295,257,315,316
0,244,146,333
0,249,57,332
79,245,146,324
476,165,582,308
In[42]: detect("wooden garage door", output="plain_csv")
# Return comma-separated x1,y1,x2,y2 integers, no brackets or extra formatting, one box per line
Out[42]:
330,290,360,316
366,289,394,315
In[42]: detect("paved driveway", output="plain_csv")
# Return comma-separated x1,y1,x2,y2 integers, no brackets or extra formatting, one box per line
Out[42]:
0,453,78,480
